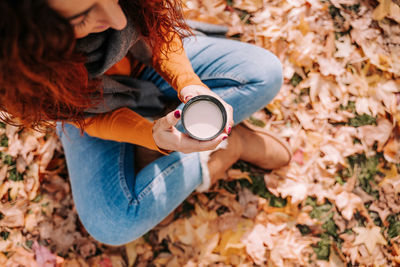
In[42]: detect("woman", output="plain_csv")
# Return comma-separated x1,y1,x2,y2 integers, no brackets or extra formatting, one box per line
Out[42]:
0,0,291,245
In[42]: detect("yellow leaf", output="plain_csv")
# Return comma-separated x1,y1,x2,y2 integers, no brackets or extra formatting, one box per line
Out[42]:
383,136,400,164
372,0,392,20
177,219,195,245
379,163,398,180
233,0,263,13
266,101,283,121
262,197,299,217
396,113,400,128
378,163,400,193
194,204,218,222
166,256,180,267
214,220,253,259
0,253,7,266
353,226,387,254
227,169,252,183
109,255,127,267
125,238,145,267
298,16,309,36
194,222,209,243
153,253,174,266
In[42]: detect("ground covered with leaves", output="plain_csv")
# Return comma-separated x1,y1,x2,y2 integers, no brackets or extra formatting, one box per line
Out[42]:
1,0,400,266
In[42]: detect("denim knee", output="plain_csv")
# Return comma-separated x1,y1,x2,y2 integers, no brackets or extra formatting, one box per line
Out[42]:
244,49,283,105
77,202,142,246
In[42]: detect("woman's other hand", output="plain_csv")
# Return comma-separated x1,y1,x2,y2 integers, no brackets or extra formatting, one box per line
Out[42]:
153,110,228,153
180,85,234,135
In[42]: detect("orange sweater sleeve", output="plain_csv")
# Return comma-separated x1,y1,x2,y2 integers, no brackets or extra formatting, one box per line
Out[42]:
79,107,168,154
151,33,208,101
77,33,205,153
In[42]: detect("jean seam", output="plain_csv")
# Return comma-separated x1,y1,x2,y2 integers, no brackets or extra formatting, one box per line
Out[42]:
118,143,134,202
200,74,247,85
129,153,196,206
217,84,245,99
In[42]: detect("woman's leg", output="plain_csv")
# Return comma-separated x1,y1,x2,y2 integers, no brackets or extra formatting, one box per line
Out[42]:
58,36,283,246
57,123,203,245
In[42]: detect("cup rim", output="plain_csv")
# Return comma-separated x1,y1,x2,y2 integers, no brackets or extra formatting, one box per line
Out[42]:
181,95,227,141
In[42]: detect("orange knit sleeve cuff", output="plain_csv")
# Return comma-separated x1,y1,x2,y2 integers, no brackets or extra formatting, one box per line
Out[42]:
75,108,169,155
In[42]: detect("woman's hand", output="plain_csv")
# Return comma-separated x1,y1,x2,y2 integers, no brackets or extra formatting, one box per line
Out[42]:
180,85,234,134
153,109,228,153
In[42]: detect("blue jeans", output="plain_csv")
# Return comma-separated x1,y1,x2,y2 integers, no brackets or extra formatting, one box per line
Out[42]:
56,35,283,245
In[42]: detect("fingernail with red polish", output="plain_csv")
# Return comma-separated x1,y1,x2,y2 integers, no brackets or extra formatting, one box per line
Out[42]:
185,95,193,102
227,126,232,134
174,110,181,119
222,136,228,141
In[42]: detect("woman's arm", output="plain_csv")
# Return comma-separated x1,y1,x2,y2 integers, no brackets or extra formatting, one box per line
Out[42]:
77,107,169,154
150,33,208,100
77,33,227,153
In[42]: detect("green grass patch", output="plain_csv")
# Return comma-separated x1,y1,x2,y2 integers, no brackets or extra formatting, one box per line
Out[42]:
387,214,400,239
8,167,24,181
290,73,303,87
0,134,8,147
219,164,288,208
348,113,377,127
248,116,266,128
313,233,331,260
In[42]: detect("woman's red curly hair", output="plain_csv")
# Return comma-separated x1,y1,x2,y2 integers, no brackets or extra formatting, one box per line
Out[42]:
0,0,191,131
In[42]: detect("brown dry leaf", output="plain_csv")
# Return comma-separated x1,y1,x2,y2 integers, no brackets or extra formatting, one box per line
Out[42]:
275,177,309,204
125,238,145,266
20,134,40,162
238,188,259,219
356,118,393,151
372,0,400,23
233,0,263,13
0,253,7,266
0,165,8,183
198,0,226,15
294,110,316,130
62,257,90,267
0,200,27,227
378,164,400,194
197,233,224,265
7,134,24,158
317,57,345,77
353,226,387,254
6,247,38,267
16,156,27,174
334,191,363,221
24,162,40,201
334,35,354,59
241,223,286,265
383,135,400,163
38,135,59,172
266,101,284,121
269,228,315,267
368,202,392,225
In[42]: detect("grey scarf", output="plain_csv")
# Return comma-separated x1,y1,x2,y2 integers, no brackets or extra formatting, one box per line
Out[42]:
75,18,228,118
